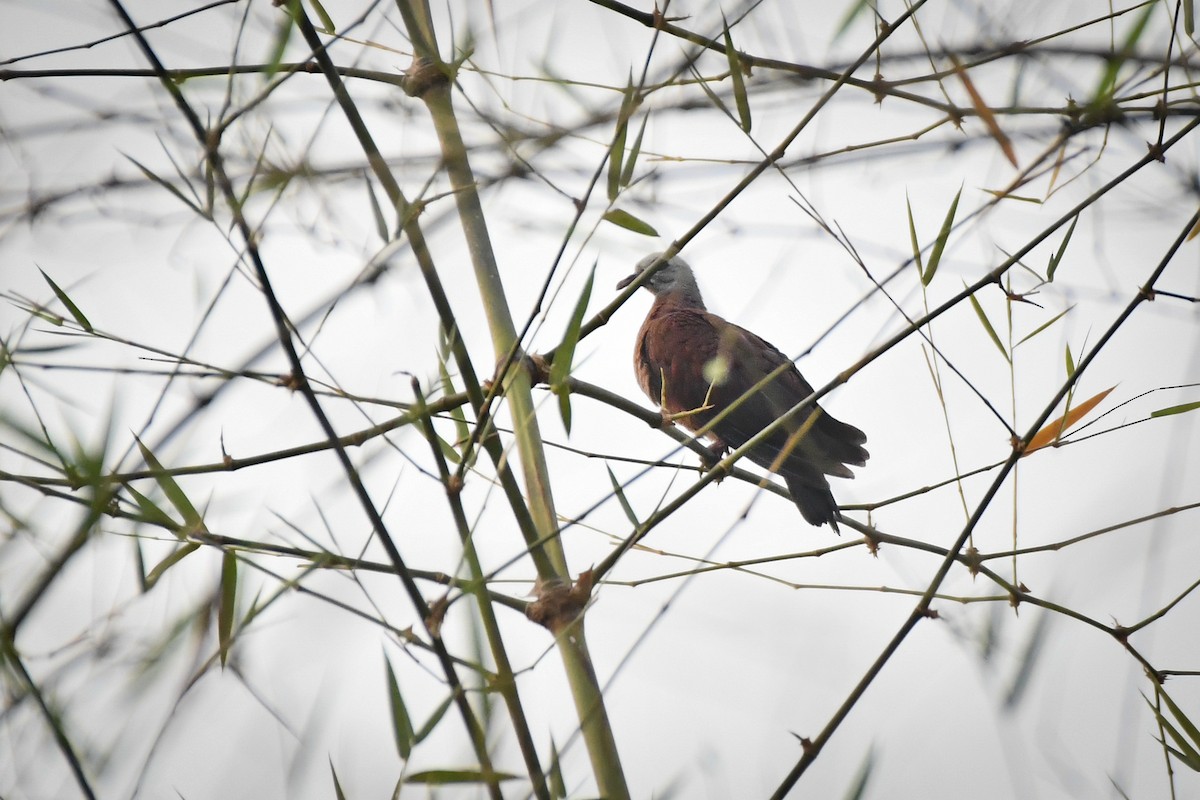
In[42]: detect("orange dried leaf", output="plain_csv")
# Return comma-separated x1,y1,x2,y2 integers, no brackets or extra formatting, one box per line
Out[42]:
1024,386,1115,454
952,55,1017,168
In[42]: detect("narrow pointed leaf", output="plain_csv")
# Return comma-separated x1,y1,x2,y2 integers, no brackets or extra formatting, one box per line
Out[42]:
833,0,874,41
307,0,335,33
365,176,388,242
905,193,924,277
135,436,205,532
1025,386,1115,453
1064,343,1076,378
38,269,92,332
619,113,649,188
689,63,734,121
602,208,658,237
145,542,200,589
607,76,635,201
1093,4,1155,102
722,16,751,132
952,55,1016,167
1159,685,1200,749
330,760,347,800
1015,305,1074,347
924,186,962,286
965,285,1009,362
1047,215,1078,281
125,484,181,530
413,693,455,744
125,155,203,215
404,769,519,784
437,324,471,446
1145,691,1200,770
606,465,640,527
265,2,296,80
549,737,567,798
218,550,237,667
550,263,596,435
840,745,875,800
384,654,415,759
1151,399,1200,418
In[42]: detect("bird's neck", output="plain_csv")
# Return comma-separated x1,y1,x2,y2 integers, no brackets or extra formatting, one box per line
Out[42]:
653,285,706,311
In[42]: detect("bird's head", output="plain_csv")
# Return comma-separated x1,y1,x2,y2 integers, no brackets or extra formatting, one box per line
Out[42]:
616,252,705,306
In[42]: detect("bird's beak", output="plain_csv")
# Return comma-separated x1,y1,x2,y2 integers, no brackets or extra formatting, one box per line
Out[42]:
616,272,638,290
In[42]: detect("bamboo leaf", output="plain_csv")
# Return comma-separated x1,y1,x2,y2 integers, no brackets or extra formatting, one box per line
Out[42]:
965,284,1009,362
307,0,335,33
550,262,596,435
1047,214,1078,282
606,465,640,527
607,75,635,202
688,62,734,121
1145,691,1200,771
125,484,180,530
413,693,455,744
265,1,296,80
549,737,567,798
384,653,415,760
135,436,205,533
905,193,923,278
722,15,752,132
145,542,200,589
619,113,649,189
840,745,875,800
924,186,961,285
38,269,92,332
1025,386,1115,454
1151,399,1200,418
602,208,659,237
124,155,203,216
330,760,347,800
1093,3,1155,102
218,550,237,667
404,770,519,784
833,0,875,41
1014,305,1074,348
952,55,1016,167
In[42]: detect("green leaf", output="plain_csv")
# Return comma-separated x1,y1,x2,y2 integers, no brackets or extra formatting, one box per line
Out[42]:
549,737,567,798
689,62,734,122
135,436,205,534
1093,4,1155,103
840,745,875,800
602,208,659,237
413,693,455,744
384,654,415,760
1151,399,1200,418
606,465,640,527
549,263,596,435
722,15,751,133
1014,305,1074,348
1145,690,1200,771
125,484,181,530
330,759,347,800
1047,214,1078,282
265,1,297,80
38,269,92,332
365,176,388,243
404,769,519,784
218,550,237,667
1064,343,1076,378
607,75,636,202
905,192,923,278
965,284,1010,363
145,542,200,589
307,0,335,33
923,186,961,286
833,0,876,41
619,113,649,189
124,155,204,216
